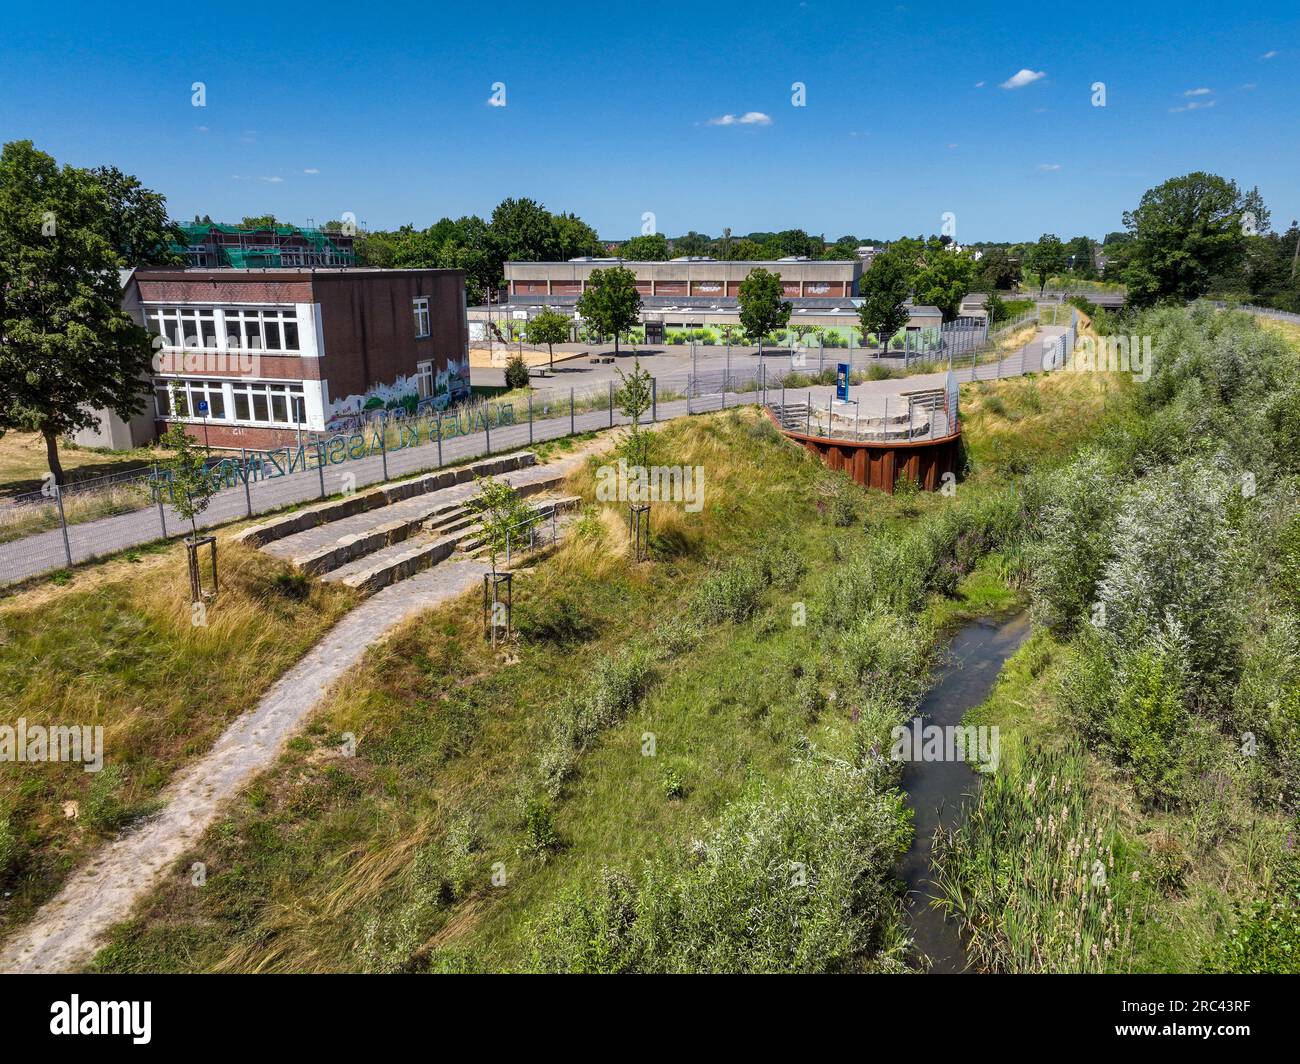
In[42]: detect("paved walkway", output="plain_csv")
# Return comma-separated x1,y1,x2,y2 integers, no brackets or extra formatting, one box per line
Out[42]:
0,325,1066,588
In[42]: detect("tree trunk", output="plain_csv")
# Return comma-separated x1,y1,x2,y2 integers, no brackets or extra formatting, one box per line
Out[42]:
42,428,65,486
549,343,554,371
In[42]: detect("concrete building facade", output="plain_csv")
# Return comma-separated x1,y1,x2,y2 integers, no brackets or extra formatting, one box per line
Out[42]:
505,257,862,300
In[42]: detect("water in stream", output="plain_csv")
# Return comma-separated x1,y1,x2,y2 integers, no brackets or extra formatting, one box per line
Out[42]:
898,610,1031,973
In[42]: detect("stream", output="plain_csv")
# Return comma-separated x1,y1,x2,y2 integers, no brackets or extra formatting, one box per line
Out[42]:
897,610,1031,973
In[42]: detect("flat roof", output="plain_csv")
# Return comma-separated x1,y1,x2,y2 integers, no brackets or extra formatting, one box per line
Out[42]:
507,259,859,267
133,266,461,277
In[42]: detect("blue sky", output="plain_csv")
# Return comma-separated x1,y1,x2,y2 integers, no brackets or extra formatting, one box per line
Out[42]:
2,0,1296,242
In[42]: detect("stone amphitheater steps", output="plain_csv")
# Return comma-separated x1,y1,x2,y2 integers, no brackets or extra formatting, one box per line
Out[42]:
256,456,567,577
321,494,581,594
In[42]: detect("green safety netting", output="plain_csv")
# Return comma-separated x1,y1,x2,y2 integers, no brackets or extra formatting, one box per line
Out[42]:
171,223,354,266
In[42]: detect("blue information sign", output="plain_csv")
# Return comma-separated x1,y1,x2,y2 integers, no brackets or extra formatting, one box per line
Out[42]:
835,363,850,402
196,399,209,415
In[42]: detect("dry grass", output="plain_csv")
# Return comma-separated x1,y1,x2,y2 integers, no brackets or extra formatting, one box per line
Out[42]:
0,533,360,934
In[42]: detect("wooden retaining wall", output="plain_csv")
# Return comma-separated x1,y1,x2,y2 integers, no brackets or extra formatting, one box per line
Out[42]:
763,409,961,494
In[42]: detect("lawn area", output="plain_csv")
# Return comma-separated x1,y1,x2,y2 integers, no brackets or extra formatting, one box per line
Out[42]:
0,431,168,500
0,533,360,934
85,368,1123,974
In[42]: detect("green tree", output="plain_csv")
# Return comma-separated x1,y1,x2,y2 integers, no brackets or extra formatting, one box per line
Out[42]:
857,251,912,352
576,266,642,354
1064,236,1096,278
472,475,534,575
0,141,155,483
913,248,977,321
614,357,655,471
737,268,792,352
89,165,183,265
156,424,217,540
619,233,670,260
1120,173,1246,307
504,354,530,390
1025,234,1067,296
524,309,572,371
977,246,1021,291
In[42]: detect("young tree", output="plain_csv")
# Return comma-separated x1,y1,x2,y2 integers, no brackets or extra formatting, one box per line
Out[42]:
614,357,655,470
0,141,155,483
524,308,572,371
857,251,912,353
1120,172,1246,307
156,424,217,541
576,266,642,354
978,246,1021,291
737,268,792,354
1025,234,1067,296
504,353,530,390
472,475,534,576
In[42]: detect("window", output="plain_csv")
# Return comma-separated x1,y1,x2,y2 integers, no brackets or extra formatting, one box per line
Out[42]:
146,306,303,354
155,378,306,426
415,361,434,399
413,297,431,339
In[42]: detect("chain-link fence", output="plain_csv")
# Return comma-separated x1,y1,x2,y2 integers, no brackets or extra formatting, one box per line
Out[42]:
0,313,1066,588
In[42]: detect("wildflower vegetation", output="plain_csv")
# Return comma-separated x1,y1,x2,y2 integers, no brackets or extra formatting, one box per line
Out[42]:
940,305,1300,972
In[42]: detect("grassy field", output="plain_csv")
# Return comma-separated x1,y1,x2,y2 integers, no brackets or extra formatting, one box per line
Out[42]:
0,431,168,500
0,534,359,934
80,366,1122,974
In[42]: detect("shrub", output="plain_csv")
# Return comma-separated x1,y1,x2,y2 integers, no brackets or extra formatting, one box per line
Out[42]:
514,591,597,645
504,355,531,390
527,757,912,973
1025,449,1122,633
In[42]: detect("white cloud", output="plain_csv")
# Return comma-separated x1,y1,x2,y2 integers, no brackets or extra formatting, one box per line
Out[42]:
947,143,958,149
708,111,772,126
974,80,985,88
260,176,283,183
1183,87,1212,96
1169,99,1216,112
1036,162,1061,172
303,168,320,174
1000,68,1045,89
1242,82,1258,91
195,125,209,133
1261,50,1277,60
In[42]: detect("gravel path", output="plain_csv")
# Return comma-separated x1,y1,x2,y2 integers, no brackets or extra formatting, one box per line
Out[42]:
0,449,594,974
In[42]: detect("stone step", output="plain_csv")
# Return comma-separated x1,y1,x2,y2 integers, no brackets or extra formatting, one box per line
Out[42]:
319,530,463,594
266,468,566,575
234,450,537,549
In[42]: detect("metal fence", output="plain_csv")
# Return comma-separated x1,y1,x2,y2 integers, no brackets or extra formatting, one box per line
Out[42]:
0,312,1065,588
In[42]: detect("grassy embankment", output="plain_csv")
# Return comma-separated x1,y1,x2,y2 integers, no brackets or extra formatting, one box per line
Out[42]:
0,536,359,936
86,365,1118,974
935,305,1300,973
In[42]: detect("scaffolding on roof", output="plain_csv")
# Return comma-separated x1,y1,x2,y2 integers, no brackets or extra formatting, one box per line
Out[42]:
170,222,355,268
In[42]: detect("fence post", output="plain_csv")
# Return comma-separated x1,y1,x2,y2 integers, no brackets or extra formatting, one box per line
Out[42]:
651,377,657,422
317,449,326,499
436,413,443,466
760,361,766,407
54,483,73,568
609,380,614,428
240,450,252,517
570,388,575,435
805,391,811,434
380,423,389,480
528,393,534,445
154,463,168,538
485,406,491,456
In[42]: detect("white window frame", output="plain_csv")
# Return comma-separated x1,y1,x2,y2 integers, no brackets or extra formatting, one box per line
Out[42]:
413,297,431,339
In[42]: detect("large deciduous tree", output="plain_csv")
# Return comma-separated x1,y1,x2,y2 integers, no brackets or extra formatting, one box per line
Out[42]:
0,141,155,483
1121,173,1246,307
737,268,792,351
576,266,642,354
89,165,184,266
913,247,978,321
